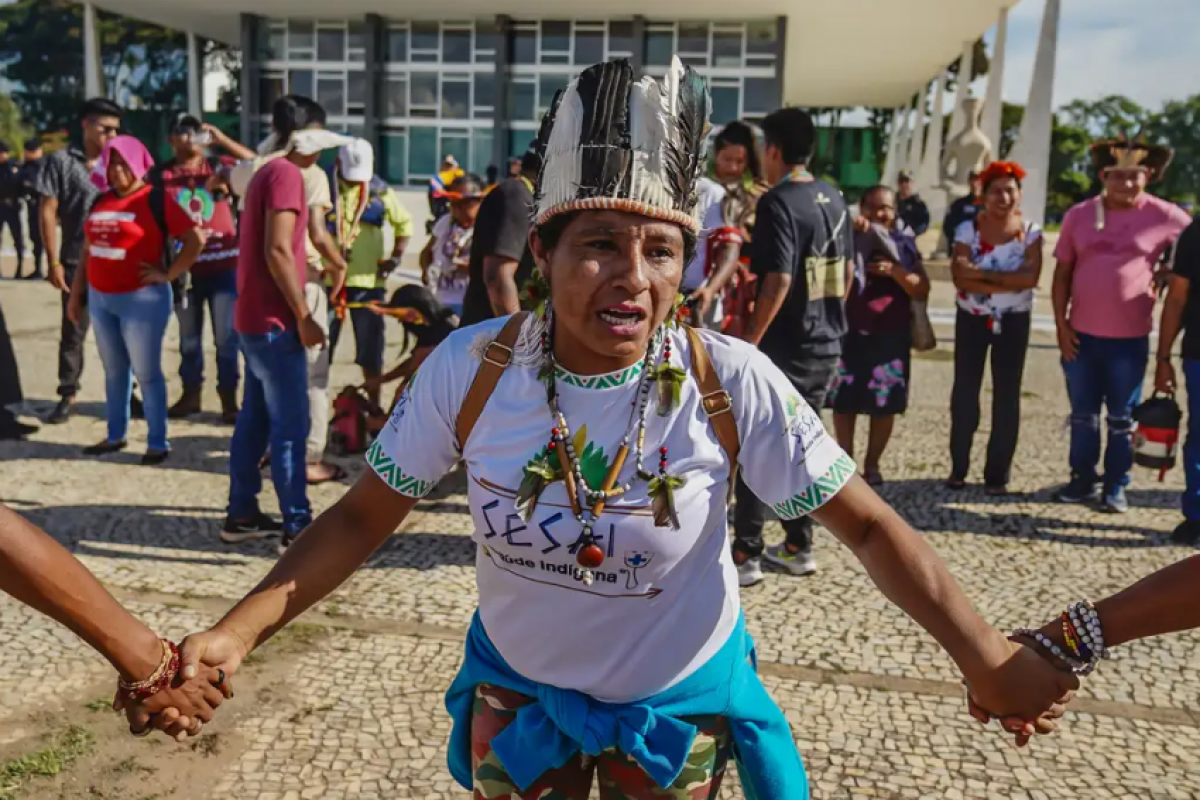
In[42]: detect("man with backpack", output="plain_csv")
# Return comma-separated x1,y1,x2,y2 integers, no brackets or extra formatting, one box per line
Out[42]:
150,112,255,423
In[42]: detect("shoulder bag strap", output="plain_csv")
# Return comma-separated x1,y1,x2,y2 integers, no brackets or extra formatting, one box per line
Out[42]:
684,325,740,480
455,312,530,451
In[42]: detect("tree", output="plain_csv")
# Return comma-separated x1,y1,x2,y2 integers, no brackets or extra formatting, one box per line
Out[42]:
1046,117,1093,219
1059,95,1150,139
0,93,32,150
1146,94,1200,206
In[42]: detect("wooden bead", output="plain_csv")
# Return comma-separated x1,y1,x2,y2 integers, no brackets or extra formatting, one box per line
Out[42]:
577,545,605,569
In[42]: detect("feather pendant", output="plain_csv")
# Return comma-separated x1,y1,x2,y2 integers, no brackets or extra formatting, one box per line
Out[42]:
653,364,687,417
517,456,560,521
648,474,686,530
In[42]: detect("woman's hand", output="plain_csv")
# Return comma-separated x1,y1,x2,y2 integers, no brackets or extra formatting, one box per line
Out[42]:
963,634,1078,747
118,665,233,741
871,259,903,281
1056,322,1080,363
140,263,170,285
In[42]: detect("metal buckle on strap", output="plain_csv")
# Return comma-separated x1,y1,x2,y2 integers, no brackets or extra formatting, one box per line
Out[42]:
483,341,514,368
701,389,732,417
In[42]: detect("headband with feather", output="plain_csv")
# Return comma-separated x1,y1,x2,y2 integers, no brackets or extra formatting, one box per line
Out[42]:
532,56,711,233
1091,132,1174,183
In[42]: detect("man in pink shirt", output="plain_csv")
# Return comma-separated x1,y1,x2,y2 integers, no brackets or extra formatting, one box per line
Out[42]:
1052,137,1191,512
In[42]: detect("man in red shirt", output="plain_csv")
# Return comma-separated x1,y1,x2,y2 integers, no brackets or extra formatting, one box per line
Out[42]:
154,112,255,424
224,128,351,552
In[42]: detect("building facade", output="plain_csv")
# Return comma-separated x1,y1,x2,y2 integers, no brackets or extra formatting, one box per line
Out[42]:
242,16,786,187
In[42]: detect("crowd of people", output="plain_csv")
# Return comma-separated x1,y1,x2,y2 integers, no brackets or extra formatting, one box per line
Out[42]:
0,51,1199,798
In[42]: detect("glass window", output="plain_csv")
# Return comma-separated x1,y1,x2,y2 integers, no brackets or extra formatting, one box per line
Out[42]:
746,21,777,55
509,81,535,122
475,20,499,55
411,22,439,53
678,22,708,54
574,30,604,65
743,77,777,115
443,29,471,64
711,85,739,125
541,53,570,65
387,28,408,62
409,126,438,177
381,131,407,184
680,55,707,68
509,130,535,158
317,28,344,62
348,21,365,57
386,76,408,117
410,72,438,108
442,79,470,119
513,28,537,64
259,74,284,114
712,31,742,67
441,132,470,175
538,74,569,116
608,21,634,56
317,74,345,116
261,26,285,60
541,21,570,54
472,128,494,176
288,20,314,56
646,30,673,66
288,69,314,98
474,72,496,114
348,71,366,113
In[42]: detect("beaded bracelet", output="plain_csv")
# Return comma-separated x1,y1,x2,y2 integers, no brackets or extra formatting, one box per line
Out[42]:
1014,627,1088,673
1061,614,1082,659
1067,600,1110,661
118,639,181,702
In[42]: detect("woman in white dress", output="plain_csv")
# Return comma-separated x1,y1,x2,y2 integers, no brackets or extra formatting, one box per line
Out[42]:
159,62,1075,798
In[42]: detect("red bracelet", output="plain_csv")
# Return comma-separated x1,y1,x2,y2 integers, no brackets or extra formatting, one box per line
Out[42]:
118,639,181,702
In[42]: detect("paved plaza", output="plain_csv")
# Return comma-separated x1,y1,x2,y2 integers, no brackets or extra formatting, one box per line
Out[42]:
1,273,1199,800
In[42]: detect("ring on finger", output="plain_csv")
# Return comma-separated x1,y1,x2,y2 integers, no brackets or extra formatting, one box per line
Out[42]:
216,669,226,686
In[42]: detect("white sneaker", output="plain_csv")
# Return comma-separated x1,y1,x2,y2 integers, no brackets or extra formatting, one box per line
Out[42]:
736,557,764,587
763,544,817,576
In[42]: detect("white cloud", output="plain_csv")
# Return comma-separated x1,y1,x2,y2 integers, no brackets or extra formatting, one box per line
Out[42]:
994,0,1200,110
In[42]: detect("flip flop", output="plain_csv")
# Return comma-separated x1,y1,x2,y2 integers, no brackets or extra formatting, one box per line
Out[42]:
307,464,348,485
863,472,885,487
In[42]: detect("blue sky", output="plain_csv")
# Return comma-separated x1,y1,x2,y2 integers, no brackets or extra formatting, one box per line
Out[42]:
993,0,1200,110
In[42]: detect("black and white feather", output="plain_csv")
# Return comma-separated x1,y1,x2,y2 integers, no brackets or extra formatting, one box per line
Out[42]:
533,56,711,231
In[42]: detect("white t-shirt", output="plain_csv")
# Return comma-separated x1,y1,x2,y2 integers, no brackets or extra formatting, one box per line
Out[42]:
367,316,855,703
954,219,1042,317
682,177,729,291
428,214,474,310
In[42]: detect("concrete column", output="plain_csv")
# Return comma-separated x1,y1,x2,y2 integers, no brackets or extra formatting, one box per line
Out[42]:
906,88,926,177
981,7,1008,157
491,15,512,169
1009,0,1061,225
773,16,787,111
186,31,202,117
239,14,261,147
946,40,974,141
363,14,384,155
83,2,104,98
895,102,914,177
881,105,904,187
917,73,948,191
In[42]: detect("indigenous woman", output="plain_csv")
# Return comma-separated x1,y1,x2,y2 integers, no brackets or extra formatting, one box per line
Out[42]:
948,161,1043,494
67,135,204,465
420,174,484,319
832,186,930,486
686,121,767,333
172,60,1075,796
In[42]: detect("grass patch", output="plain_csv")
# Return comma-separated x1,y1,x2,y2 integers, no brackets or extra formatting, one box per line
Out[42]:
323,603,346,618
84,698,112,713
242,621,328,667
190,734,223,758
0,725,95,799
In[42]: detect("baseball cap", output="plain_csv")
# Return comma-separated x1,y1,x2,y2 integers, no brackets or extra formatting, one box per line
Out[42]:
290,129,354,156
339,138,374,183
442,154,459,169
170,111,203,135
898,170,914,182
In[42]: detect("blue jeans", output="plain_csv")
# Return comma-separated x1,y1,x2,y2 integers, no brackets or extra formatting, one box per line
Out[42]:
177,271,239,392
1183,361,1200,521
88,284,172,451
1062,333,1149,490
228,328,312,534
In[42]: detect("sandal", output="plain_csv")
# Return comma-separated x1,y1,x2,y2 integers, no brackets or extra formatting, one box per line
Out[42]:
863,471,885,488
945,477,967,490
985,484,1010,497
307,463,348,485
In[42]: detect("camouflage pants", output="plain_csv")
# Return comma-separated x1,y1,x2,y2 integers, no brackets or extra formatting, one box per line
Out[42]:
472,684,732,800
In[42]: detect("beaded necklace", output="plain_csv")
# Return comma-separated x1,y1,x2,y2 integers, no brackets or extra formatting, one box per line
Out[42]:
532,311,684,584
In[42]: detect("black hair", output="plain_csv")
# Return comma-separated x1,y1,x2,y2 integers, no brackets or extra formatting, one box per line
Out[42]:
169,110,203,133
486,164,499,184
450,173,485,197
81,97,123,121
760,107,816,167
386,284,457,347
271,95,327,146
0,141,8,153
713,121,763,182
23,138,42,152
982,173,1022,192
520,143,542,177
534,211,699,266
860,184,894,206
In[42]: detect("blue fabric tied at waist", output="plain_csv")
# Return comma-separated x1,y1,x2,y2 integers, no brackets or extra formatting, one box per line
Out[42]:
444,611,809,799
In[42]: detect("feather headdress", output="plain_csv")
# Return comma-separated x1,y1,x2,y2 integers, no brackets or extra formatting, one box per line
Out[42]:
532,57,711,232
1091,132,1174,183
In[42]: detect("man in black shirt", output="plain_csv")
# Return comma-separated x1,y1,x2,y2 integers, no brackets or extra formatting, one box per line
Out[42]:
459,148,541,327
18,139,45,279
735,107,854,586
1153,216,1200,544
942,170,982,247
896,171,930,237
0,141,23,275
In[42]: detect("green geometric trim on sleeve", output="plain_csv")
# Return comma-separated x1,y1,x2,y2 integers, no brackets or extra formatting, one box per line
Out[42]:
771,453,857,520
365,440,434,499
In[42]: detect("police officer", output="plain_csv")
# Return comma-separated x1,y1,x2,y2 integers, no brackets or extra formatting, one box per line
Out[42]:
0,141,23,276
17,138,44,279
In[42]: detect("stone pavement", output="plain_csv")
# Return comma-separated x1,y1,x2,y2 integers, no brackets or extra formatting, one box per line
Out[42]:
1,274,1199,799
